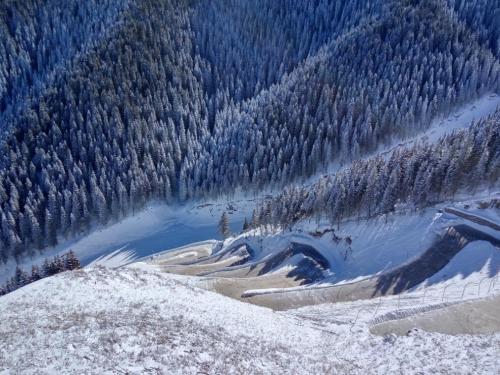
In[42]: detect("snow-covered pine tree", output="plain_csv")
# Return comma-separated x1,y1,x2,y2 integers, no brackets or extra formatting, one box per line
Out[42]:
64,251,81,271
30,265,42,282
218,212,231,239
242,217,250,233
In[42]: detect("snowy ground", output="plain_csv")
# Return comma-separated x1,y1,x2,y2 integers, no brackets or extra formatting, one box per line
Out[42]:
377,93,500,157
158,195,499,290
0,196,258,283
0,263,498,374
370,294,500,336
0,96,498,373
0,199,498,374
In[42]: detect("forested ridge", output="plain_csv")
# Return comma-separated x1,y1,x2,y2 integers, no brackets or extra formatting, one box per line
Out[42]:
0,0,499,262
0,0,132,125
249,109,500,231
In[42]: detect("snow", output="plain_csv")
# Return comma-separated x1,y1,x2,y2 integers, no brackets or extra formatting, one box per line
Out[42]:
0,93,498,373
0,265,339,374
2,95,498,285
0,196,257,283
0,264,498,374
370,295,500,336
0,196,498,373
145,197,500,330
416,93,500,144
416,241,499,289
204,198,499,294
255,210,434,285
87,247,137,268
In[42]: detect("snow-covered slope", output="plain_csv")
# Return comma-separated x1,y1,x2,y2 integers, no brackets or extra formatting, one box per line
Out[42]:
417,240,499,288
153,197,499,305
370,294,500,335
0,264,498,374
0,196,256,283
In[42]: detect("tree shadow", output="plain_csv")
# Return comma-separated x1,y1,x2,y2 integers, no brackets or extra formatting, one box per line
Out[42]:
372,224,500,297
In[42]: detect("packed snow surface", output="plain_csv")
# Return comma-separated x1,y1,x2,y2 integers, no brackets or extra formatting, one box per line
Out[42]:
0,264,498,374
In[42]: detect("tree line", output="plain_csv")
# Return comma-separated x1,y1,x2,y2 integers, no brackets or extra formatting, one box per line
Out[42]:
0,250,81,296
248,110,500,231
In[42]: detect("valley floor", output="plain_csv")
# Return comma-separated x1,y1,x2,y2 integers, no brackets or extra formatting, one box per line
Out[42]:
0,196,254,284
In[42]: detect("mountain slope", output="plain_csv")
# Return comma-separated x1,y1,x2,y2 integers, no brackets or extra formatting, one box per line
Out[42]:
0,0,132,126
193,0,500,195
250,109,499,232
0,264,498,374
148,196,500,308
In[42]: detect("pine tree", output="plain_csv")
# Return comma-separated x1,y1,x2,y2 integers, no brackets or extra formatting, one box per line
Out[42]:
13,266,29,289
41,258,51,277
242,217,250,233
30,265,42,282
250,209,260,229
218,211,231,239
64,250,81,271
0,0,499,264
52,255,65,274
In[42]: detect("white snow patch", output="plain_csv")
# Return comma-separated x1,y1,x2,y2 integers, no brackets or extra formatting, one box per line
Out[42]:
87,247,137,268
416,241,499,290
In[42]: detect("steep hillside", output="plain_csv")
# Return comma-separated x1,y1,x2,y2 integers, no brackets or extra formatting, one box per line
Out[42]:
195,0,500,194
0,0,131,122
0,0,208,262
250,110,500,232
448,0,500,58
189,0,386,105
0,264,498,374
1,2,499,373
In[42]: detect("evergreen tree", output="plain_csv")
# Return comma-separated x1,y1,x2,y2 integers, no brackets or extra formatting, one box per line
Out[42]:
0,0,498,263
218,212,231,239
30,265,42,282
242,217,250,233
250,209,260,229
64,250,81,271
13,266,29,289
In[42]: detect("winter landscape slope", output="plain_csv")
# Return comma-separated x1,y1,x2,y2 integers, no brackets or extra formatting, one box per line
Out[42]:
1,93,497,284
0,263,499,374
0,0,500,373
150,196,500,307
